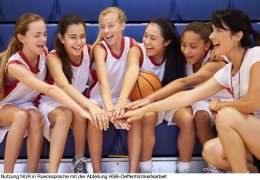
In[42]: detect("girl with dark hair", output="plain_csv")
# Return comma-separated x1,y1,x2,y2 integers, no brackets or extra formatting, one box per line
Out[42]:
0,13,91,173
122,21,232,173
113,18,187,173
38,14,109,173
122,9,260,173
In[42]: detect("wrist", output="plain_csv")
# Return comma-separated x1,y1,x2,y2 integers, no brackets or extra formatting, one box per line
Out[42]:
146,95,154,103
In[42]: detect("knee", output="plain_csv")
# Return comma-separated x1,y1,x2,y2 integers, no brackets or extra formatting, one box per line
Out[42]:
55,108,73,128
202,140,217,163
13,110,30,129
215,107,238,131
177,112,194,130
29,111,43,132
194,111,210,125
142,112,157,129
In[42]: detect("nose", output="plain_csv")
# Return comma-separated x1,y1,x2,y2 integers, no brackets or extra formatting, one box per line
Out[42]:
209,31,214,40
41,34,47,42
143,37,150,45
74,37,84,46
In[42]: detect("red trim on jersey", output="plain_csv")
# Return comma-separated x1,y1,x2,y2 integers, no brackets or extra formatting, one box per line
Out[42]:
99,43,108,62
4,74,19,97
49,50,57,56
149,56,166,66
18,50,40,74
43,48,48,56
129,38,135,47
134,44,144,67
108,38,125,60
226,88,233,95
5,60,23,75
70,51,83,67
86,44,91,55
49,50,83,67
85,70,98,98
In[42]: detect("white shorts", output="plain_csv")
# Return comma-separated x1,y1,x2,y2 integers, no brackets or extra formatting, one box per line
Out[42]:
38,99,64,141
157,109,177,126
191,99,214,125
0,102,38,143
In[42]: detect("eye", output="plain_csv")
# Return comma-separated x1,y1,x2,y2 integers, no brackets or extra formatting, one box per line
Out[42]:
109,24,114,29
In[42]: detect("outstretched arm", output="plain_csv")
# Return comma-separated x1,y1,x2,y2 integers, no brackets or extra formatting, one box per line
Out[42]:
210,61,260,113
46,53,109,130
94,45,114,111
126,60,226,110
113,46,141,118
123,77,224,122
7,63,91,120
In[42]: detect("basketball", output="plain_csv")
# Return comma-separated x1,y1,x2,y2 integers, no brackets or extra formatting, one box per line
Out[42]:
129,70,162,101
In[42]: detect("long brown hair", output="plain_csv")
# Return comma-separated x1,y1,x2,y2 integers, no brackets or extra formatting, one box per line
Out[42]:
0,13,45,100
54,14,86,83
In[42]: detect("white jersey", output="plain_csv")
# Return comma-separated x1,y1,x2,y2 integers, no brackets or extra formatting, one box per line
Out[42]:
136,43,176,126
87,37,135,106
0,50,46,143
0,50,46,106
136,43,166,81
38,44,91,141
40,44,91,99
186,50,232,101
214,47,260,118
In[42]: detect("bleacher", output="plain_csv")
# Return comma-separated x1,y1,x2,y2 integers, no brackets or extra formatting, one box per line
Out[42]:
0,0,260,173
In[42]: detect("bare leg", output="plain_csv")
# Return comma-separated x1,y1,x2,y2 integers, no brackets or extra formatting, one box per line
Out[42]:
194,110,215,146
140,112,158,162
128,120,142,173
87,120,102,173
203,137,258,173
48,107,72,173
173,107,195,162
214,107,260,172
0,105,29,173
72,111,87,159
27,109,43,173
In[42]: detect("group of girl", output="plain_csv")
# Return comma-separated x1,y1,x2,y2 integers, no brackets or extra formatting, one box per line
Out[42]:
0,6,259,174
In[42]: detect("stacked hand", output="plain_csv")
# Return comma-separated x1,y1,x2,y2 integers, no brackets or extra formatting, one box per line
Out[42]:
88,104,110,130
123,97,151,110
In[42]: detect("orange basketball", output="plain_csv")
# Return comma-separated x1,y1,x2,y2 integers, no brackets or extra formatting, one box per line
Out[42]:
129,70,162,101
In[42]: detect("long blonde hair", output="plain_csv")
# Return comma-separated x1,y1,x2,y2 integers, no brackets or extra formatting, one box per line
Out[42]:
91,7,126,49
0,13,45,100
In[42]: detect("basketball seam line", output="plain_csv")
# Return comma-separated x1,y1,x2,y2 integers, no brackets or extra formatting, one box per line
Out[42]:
139,74,156,91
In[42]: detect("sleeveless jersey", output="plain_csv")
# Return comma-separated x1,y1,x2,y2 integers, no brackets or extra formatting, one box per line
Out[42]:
87,37,134,104
136,43,166,81
1,50,46,105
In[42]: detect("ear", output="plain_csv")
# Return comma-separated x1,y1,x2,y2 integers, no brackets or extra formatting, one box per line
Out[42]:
120,22,126,31
164,40,171,47
17,34,25,43
235,31,243,44
58,33,64,44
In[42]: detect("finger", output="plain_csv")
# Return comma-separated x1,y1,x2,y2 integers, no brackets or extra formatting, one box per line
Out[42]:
113,108,120,119
97,116,103,130
127,116,140,123
121,121,130,130
119,108,125,117
102,114,108,130
92,115,99,128
123,102,136,109
117,121,126,129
